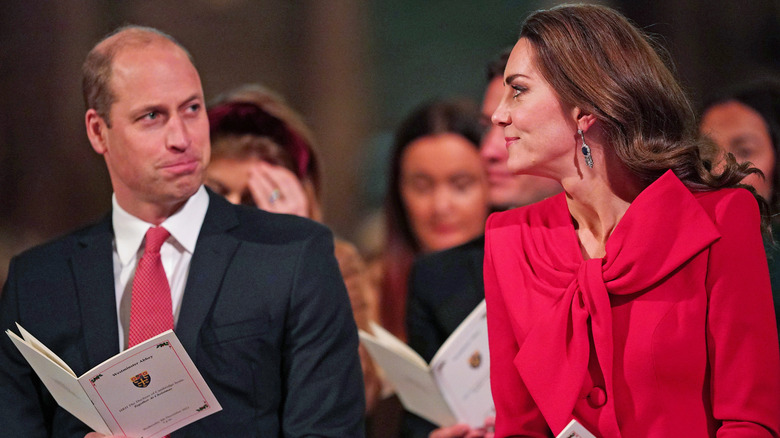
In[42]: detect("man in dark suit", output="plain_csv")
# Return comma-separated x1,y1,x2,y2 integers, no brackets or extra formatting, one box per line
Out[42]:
402,50,561,438
0,26,364,437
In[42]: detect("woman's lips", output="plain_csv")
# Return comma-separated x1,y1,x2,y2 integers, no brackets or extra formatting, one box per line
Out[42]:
433,223,459,235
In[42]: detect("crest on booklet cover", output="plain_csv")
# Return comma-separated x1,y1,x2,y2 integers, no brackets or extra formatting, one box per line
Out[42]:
468,351,482,368
131,371,151,388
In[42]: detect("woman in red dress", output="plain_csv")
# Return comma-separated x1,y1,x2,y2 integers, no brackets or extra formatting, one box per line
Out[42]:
484,4,780,437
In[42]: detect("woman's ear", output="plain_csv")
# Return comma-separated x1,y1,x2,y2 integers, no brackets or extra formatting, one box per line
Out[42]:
573,107,597,133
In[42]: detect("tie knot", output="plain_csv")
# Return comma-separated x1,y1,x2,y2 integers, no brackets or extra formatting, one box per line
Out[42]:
144,227,170,254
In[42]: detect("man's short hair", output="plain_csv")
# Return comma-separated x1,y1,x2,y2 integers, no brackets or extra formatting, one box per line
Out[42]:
81,25,192,127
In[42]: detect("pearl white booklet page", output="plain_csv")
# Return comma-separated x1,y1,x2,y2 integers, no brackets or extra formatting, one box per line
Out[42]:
359,300,494,428
556,419,597,438
7,324,221,438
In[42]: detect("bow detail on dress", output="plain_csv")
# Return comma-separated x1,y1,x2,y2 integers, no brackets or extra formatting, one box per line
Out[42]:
513,171,721,437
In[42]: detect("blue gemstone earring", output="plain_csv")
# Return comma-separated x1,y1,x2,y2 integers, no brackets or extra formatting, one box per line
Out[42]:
578,129,593,168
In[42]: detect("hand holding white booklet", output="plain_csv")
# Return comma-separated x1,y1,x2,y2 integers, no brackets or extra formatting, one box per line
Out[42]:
6,324,221,438
359,300,493,428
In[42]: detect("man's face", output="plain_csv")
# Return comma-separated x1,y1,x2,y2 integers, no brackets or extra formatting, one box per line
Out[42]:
87,40,210,219
480,76,561,209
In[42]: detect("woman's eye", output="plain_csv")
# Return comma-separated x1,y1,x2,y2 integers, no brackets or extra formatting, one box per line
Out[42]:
511,85,527,99
730,144,754,161
452,177,476,192
404,177,433,194
411,181,432,193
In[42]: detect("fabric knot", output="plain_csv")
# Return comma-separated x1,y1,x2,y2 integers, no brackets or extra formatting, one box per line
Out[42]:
516,257,621,436
144,226,170,254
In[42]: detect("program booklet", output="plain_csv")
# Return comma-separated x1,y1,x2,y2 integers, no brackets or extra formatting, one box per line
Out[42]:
556,419,597,438
7,324,221,438
359,300,493,428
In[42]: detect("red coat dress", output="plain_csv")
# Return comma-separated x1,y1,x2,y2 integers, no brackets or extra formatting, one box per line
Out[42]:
484,171,780,437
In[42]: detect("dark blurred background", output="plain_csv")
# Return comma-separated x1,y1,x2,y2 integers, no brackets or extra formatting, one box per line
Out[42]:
1,0,778,270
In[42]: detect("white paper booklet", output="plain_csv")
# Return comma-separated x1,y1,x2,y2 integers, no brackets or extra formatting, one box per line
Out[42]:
7,324,221,438
359,300,493,428
556,419,597,438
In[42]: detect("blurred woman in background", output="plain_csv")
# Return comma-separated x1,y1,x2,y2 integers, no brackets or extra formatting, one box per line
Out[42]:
380,99,489,340
206,84,322,220
700,79,780,212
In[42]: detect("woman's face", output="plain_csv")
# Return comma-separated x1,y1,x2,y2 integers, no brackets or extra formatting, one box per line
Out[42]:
491,38,579,179
700,101,775,200
400,133,489,253
205,157,260,206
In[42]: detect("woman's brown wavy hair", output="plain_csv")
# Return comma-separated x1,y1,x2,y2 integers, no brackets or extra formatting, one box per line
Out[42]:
520,4,769,232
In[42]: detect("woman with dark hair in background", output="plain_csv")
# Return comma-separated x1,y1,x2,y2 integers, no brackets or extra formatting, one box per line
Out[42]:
700,79,780,339
206,84,382,415
485,4,779,437
700,79,780,211
379,99,489,341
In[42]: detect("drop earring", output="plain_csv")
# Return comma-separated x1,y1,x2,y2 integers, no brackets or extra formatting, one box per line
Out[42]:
578,129,593,168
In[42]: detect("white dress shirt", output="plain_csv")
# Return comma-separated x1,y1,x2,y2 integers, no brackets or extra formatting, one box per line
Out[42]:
111,186,209,351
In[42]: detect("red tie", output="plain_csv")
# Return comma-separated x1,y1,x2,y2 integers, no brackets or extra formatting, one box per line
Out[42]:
128,226,174,348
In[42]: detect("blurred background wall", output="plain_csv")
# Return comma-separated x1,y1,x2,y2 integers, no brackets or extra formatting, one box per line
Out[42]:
1,0,778,271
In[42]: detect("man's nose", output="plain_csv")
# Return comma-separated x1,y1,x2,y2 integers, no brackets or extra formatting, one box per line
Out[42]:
166,115,191,150
480,126,505,159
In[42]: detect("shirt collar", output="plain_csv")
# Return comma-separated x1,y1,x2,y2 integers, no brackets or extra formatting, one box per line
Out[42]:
112,186,210,266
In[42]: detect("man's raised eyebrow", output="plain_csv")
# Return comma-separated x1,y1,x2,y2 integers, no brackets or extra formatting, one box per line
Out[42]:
132,104,167,119
180,93,204,107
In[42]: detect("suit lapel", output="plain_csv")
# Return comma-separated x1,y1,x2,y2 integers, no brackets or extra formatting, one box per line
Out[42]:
72,216,120,367
467,236,486,296
176,192,240,355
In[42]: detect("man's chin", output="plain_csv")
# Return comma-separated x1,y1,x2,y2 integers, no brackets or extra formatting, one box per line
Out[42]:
162,177,203,203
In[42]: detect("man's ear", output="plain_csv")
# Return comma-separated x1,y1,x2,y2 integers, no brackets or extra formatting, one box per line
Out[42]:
85,109,108,155
573,106,597,133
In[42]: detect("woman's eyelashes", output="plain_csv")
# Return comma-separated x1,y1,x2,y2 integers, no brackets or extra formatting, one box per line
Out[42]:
511,84,528,99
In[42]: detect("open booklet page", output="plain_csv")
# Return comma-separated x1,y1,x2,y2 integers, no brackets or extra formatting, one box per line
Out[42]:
359,300,493,428
360,323,457,426
7,325,221,438
429,300,494,427
8,325,110,434
556,419,597,438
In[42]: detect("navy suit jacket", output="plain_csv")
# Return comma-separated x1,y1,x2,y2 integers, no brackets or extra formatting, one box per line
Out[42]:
402,236,485,437
0,190,365,437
